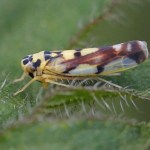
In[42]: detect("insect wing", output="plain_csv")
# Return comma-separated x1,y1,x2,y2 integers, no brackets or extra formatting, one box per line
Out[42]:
46,41,148,76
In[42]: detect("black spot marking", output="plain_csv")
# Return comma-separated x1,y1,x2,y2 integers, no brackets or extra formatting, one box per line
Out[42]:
33,59,41,68
23,59,29,65
129,52,143,64
74,51,81,58
96,65,104,74
29,72,34,78
63,67,76,74
44,55,51,60
44,51,51,54
44,51,51,60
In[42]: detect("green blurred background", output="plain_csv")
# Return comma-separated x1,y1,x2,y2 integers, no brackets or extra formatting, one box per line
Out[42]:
0,0,150,149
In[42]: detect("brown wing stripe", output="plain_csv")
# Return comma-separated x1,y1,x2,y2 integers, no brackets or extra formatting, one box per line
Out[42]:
60,41,147,74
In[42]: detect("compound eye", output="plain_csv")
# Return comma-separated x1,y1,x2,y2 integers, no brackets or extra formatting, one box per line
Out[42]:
22,59,29,65
22,55,33,65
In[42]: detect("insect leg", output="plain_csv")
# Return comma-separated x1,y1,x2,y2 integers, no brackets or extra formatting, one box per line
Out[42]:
98,77,122,89
45,79,70,87
13,76,42,96
13,73,27,83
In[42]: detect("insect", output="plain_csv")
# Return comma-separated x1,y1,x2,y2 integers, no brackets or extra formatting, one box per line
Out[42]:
13,40,148,95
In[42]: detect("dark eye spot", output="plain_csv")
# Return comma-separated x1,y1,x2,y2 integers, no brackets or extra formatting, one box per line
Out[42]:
29,72,34,78
23,59,29,65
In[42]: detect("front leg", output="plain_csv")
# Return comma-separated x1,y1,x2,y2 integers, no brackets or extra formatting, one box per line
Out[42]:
13,73,27,83
13,76,43,96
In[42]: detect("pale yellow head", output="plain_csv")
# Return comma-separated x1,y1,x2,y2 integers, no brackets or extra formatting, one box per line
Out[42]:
21,51,49,78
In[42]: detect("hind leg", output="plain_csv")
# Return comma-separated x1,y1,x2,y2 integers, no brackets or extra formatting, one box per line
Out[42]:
45,79,70,87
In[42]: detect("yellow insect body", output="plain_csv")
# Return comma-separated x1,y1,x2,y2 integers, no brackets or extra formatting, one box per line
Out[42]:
14,41,148,95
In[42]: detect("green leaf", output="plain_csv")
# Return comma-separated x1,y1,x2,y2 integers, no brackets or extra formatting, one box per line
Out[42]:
0,120,150,150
